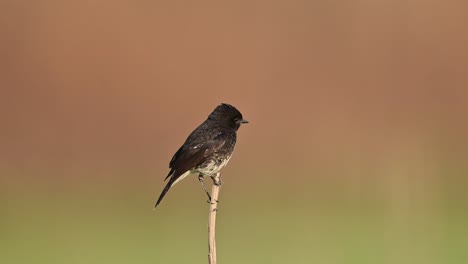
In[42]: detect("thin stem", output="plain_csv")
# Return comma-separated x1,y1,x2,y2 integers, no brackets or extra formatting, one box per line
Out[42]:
208,172,221,264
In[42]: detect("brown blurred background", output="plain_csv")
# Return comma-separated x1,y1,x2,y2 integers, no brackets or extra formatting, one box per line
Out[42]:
1,1,467,263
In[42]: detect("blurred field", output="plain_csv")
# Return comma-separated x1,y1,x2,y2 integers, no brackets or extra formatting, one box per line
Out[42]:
2,164,468,264
1,0,468,263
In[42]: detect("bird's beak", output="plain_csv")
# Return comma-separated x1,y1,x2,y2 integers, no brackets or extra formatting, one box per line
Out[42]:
238,119,249,124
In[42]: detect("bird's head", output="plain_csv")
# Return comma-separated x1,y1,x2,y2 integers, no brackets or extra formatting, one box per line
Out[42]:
208,103,249,130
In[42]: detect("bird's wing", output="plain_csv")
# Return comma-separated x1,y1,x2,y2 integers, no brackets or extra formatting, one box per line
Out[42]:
155,130,228,208
165,131,226,182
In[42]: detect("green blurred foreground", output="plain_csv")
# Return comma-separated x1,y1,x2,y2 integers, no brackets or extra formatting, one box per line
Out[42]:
1,168,467,264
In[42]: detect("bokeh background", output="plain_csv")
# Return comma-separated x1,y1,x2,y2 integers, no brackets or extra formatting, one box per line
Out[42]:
1,1,467,263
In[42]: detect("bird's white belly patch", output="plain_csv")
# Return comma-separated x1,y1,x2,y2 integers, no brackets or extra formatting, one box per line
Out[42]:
197,156,232,175
170,156,232,187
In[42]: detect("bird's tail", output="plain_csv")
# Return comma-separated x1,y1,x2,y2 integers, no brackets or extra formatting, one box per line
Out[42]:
155,177,176,208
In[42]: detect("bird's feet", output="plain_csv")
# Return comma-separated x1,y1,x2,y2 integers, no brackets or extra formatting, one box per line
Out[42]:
210,174,223,186
206,198,219,204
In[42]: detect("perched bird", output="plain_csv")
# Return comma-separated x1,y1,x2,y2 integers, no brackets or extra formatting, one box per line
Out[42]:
155,103,248,208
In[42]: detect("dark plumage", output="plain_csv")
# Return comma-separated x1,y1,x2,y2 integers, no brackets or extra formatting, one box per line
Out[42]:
155,103,248,207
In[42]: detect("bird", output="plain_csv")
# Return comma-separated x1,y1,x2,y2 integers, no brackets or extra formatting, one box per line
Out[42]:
155,103,248,208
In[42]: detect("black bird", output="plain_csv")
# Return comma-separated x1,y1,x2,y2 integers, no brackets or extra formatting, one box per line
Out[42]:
155,103,248,208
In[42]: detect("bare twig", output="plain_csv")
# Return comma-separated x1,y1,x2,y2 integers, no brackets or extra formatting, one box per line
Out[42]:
208,172,221,264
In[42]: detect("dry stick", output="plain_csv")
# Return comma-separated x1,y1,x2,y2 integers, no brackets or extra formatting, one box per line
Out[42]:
208,172,221,264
